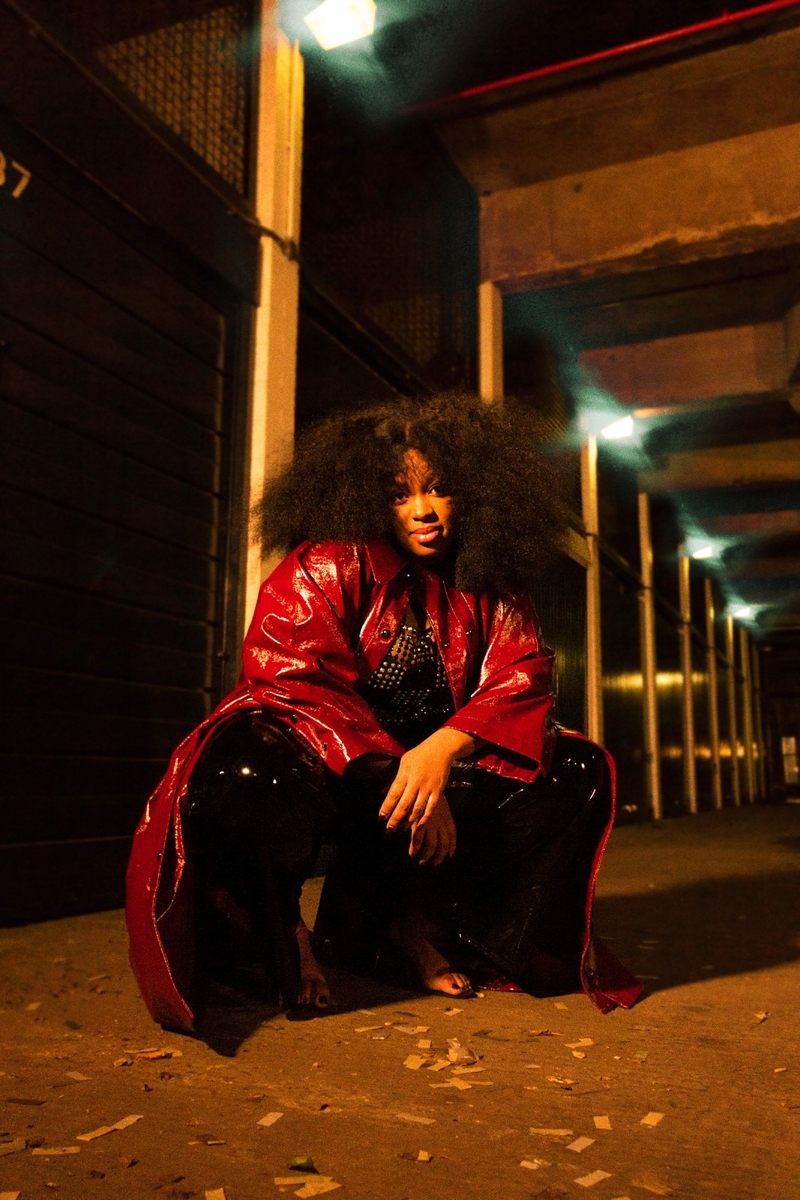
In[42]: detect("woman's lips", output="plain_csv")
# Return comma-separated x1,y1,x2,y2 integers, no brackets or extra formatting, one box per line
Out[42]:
411,526,443,544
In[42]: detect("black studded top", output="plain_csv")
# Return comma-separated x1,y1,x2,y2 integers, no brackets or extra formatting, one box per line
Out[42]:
361,601,455,748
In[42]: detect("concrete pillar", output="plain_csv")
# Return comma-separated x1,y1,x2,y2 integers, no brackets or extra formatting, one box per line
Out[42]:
704,578,723,810
478,280,503,402
678,549,698,814
638,493,661,820
724,616,742,806
751,643,767,799
739,626,757,803
244,6,304,626
581,435,603,746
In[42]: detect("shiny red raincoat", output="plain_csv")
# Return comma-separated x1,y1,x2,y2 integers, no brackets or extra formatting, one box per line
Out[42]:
126,539,641,1029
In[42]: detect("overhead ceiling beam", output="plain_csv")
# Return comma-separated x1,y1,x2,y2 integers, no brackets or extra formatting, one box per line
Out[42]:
640,439,800,492
580,322,787,404
481,123,800,291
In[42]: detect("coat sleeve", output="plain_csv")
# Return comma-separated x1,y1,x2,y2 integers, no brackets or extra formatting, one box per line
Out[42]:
443,594,556,782
241,543,406,775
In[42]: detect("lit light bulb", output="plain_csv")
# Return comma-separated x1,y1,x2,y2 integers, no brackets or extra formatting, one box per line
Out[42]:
600,415,634,440
304,0,376,49
691,545,714,560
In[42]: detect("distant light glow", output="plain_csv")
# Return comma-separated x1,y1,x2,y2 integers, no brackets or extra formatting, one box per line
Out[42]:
691,545,715,560
304,0,376,49
731,604,755,619
600,415,634,441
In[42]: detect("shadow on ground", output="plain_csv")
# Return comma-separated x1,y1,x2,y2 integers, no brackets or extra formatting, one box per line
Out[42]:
196,967,420,1056
594,867,800,994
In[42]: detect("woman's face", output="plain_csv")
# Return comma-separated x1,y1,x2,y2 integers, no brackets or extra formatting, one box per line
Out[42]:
391,449,456,563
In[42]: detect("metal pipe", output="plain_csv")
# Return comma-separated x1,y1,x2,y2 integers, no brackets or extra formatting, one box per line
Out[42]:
638,493,661,820
704,577,723,810
739,626,757,803
678,549,698,814
724,616,742,806
581,435,603,746
408,0,800,112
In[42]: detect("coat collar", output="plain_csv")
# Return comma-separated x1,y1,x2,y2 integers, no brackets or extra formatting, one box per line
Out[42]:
363,538,408,584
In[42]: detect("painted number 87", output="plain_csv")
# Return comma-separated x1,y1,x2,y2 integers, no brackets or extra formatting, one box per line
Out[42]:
0,151,32,198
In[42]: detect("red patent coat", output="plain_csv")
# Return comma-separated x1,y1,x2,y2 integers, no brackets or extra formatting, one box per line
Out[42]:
126,539,641,1030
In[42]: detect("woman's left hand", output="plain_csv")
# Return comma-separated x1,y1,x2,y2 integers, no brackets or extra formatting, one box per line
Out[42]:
379,727,477,831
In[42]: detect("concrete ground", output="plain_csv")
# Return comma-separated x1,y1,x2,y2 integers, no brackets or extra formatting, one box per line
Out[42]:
1,804,799,1200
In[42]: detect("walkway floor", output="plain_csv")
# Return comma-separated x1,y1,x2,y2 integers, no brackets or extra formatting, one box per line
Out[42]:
1,804,799,1200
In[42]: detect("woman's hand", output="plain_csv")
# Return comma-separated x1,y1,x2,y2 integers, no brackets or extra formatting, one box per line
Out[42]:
408,796,456,865
379,727,477,832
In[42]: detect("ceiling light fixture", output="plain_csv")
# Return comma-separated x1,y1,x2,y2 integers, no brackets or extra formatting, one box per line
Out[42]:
303,0,376,49
600,415,634,440
690,545,715,560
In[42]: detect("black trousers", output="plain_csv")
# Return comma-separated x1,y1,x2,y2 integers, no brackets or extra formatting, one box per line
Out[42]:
185,714,611,997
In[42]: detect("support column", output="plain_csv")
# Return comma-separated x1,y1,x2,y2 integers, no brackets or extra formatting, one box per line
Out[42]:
244,7,304,626
478,280,503,402
678,549,698,814
751,642,767,799
704,577,723,810
581,435,603,745
724,615,742,806
638,493,661,820
739,626,757,803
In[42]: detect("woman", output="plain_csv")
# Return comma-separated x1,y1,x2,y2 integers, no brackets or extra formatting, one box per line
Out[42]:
126,394,640,1031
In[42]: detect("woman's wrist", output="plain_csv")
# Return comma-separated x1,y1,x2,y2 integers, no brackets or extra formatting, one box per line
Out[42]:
428,727,483,763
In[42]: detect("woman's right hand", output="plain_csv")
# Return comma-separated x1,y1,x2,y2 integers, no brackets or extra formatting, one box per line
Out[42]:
408,796,456,866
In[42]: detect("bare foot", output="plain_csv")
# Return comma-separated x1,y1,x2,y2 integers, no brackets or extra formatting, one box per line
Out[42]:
389,909,472,996
295,920,331,1008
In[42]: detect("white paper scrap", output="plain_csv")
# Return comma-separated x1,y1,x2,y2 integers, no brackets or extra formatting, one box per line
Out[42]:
0,1191,22,1200
530,1127,573,1137
65,1071,89,1081
77,1114,142,1141
295,1181,341,1199
520,1158,551,1170
205,1191,227,1200
593,1115,612,1130
31,1147,81,1156
640,1111,665,1127
575,1170,612,1188
568,1136,595,1153
257,1112,283,1127
397,1113,435,1124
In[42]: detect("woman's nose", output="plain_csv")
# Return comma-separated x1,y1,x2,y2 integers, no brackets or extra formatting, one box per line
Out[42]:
410,493,436,519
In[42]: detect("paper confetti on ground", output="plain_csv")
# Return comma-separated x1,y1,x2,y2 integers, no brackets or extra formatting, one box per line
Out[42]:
640,1112,665,1127
135,1048,182,1060
0,1140,26,1157
257,1112,283,1127
396,1113,435,1124
428,1058,450,1072
274,1177,323,1186
554,1002,569,1010
25,1002,41,1012
417,1150,431,1162
417,1039,432,1050
295,1181,341,1198
404,1055,429,1071
31,1147,81,1156
520,1158,551,1170
593,1116,612,1130
354,1025,384,1033
568,1136,595,1153
566,1039,595,1049
451,1065,485,1075
0,1191,21,1199
754,1012,769,1023
205,1191,226,1200
575,1170,612,1188
65,1071,89,1081
546,1076,576,1086
572,1051,587,1058
430,1077,472,1090
443,1008,462,1016
77,1114,143,1141
530,1128,574,1137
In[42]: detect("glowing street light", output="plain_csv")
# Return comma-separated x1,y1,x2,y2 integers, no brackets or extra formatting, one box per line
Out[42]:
731,604,755,620
599,414,634,440
690,545,715,560
304,0,376,49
